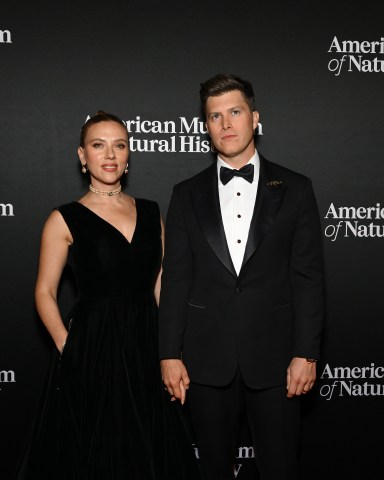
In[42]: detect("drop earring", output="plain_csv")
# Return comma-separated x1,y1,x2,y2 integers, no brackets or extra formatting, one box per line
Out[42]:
124,164,128,174
81,163,87,174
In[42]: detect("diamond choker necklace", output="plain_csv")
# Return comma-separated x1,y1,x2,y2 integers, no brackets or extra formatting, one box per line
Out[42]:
89,184,122,196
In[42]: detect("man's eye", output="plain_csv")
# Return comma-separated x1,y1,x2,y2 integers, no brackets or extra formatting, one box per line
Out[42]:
210,114,220,121
231,110,240,116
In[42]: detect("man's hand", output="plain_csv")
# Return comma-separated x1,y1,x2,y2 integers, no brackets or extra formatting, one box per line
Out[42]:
286,357,316,398
160,359,190,405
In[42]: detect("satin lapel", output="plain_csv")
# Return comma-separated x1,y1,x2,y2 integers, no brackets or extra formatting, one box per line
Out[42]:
190,165,237,278
242,157,286,268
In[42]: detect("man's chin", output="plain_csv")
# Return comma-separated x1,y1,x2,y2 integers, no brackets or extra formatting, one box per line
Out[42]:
216,147,240,159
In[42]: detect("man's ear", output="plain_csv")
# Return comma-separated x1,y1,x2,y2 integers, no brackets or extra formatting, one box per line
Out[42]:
253,111,259,131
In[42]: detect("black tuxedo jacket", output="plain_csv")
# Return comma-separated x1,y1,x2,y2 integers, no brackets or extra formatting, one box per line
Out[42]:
159,155,325,389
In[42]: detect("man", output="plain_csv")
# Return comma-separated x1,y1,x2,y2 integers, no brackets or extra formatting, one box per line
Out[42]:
159,73,324,480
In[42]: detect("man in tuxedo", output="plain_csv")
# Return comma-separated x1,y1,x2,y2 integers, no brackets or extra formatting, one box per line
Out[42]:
159,73,324,479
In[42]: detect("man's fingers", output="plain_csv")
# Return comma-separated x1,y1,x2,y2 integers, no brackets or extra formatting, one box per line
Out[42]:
160,359,190,402
303,382,314,394
170,381,182,400
286,375,299,397
164,378,188,403
286,369,291,391
165,386,174,396
287,380,314,397
179,381,186,405
181,371,190,389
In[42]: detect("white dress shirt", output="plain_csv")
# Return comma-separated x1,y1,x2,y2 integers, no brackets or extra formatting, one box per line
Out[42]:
217,151,260,275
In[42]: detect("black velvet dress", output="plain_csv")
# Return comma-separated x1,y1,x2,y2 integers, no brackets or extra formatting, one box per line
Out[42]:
14,199,201,480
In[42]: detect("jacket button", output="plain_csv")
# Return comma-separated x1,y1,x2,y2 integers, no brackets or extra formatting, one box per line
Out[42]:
236,287,242,293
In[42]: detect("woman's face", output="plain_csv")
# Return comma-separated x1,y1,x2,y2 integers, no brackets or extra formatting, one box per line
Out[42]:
78,120,129,187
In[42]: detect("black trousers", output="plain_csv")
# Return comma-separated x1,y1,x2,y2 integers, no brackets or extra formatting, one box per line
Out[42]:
188,370,301,480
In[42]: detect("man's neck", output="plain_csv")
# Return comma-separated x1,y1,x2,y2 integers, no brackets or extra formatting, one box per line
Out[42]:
218,148,257,169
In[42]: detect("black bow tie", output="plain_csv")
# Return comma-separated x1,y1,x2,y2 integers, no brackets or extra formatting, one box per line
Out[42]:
220,164,254,185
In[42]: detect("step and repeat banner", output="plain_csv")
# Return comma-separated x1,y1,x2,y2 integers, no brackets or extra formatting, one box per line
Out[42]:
1,1,383,478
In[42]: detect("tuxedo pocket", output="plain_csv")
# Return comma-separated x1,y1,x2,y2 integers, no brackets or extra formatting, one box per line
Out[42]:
271,301,292,309
188,300,207,309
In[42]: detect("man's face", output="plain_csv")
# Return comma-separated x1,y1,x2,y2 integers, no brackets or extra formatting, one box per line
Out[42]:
205,90,259,168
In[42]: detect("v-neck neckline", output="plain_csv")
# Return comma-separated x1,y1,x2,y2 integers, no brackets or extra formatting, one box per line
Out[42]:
74,199,139,245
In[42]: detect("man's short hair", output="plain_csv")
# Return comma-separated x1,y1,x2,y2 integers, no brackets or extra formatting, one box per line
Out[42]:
200,73,256,114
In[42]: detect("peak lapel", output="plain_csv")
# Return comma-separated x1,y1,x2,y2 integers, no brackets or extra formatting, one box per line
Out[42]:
191,165,237,278
242,157,286,268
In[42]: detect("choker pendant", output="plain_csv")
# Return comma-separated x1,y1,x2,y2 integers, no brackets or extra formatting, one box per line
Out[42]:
89,184,122,196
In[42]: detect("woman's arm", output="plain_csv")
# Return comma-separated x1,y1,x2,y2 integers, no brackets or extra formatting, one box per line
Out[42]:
154,216,165,307
34,210,73,353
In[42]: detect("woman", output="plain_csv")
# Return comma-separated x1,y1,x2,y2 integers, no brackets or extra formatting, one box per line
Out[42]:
14,111,201,479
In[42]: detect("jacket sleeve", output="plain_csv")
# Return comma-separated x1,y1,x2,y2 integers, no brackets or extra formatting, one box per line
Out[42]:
158,186,194,359
290,178,325,359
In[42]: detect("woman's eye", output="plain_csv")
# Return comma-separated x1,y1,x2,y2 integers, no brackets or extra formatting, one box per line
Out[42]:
92,143,103,148
116,144,126,150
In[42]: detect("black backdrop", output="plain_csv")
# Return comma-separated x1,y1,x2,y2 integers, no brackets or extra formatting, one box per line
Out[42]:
1,1,384,478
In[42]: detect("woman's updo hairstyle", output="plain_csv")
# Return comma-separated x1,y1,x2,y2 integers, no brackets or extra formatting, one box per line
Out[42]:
79,110,128,147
